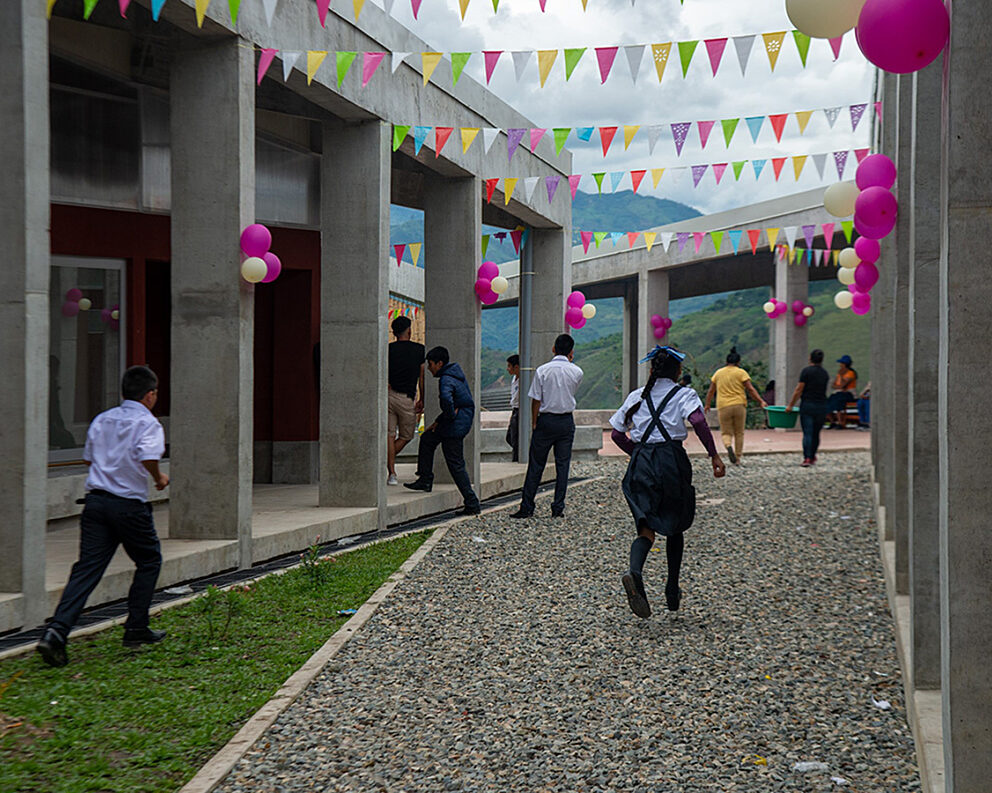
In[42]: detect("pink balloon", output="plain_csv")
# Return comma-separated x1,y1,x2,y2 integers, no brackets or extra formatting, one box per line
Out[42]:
66,288,83,302
566,290,586,309
849,282,865,294
852,303,871,316
240,224,272,258
855,262,880,291
474,278,492,296
61,300,80,318
856,0,950,75
852,291,871,310
791,300,805,314
565,306,584,326
793,314,808,327
854,211,896,241
856,186,898,227
479,289,499,306
261,252,282,283
478,261,499,280
856,154,897,191
650,314,664,328
653,326,667,340
108,318,120,331
661,317,673,329
854,237,881,264
572,316,587,330
100,308,112,323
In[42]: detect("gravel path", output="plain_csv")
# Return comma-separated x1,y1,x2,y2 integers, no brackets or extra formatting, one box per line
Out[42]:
215,452,919,792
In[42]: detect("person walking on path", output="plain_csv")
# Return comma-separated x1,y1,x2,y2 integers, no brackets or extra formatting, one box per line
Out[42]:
505,354,521,462
37,366,170,667
510,334,584,519
703,347,767,465
404,347,481,515
386,316,425,486
610,346,725,618
826,355,858,429
785,349,831,467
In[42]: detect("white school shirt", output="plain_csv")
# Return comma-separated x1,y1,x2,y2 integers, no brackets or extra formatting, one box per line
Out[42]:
84,400,166,501
510,374,520,409
609,379,703,443
528,355,584,414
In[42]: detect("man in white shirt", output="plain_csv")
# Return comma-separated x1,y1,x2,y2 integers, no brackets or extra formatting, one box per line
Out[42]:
511,334,584,518
37,366,170,667
504,354,520,462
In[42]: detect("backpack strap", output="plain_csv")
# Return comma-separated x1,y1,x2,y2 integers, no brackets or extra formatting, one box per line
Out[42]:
641,386,682,445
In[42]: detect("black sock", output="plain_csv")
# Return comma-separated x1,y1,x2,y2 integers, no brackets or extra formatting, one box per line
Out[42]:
629,536,653,577
666,533,684,594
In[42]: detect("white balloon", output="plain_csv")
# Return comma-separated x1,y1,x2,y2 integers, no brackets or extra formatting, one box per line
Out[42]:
823,181,859,218
762,301,776,314
786,0,866,39
838,247,860,269
77,298,92,311
834,290,854,310
838,267,856,285
241,257,267,283
110,309,120,320
490,276,509,295
581,303,596,319
802,306,814,317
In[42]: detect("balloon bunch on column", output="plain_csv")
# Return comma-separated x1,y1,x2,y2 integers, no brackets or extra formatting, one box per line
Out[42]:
565,291,596,330
101,304,121,331
762,299,789,320
240,224,282,284
792,300,815,326
474,261,509,305
787,0,949,74
650,314,673,339
61,288,93,317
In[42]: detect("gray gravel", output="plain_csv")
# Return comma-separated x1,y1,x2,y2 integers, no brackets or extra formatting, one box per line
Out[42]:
215,452,919,792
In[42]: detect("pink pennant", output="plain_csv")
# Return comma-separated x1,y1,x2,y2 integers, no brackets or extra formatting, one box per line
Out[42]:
693,231,705,253
704,37,728,76
874,101,882,120
697,120,716,149
627,232,640,248
581,231,593,253
394,244,406,265
316,0,331,26
539,0,547,9
829,36,843,61
511,229,524,253
595,47,619,84
483,51,503,84
530,128,547,152
630,169,647,194
821,223,835,248
257,48,278,85
411,0,423,19
362,52,386,87
769,114,788,142
568,174,582,200
599,126,618,156
545,175,561,203
119,0,131,15
712,162,728,184
854,147,870,164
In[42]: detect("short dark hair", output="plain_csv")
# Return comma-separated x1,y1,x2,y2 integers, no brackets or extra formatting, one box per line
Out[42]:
391,316,412,337
507,354,520,367
810,349,824,365
426,346,449,366
122,365,158,401
726,346,741,365
553,334,574,356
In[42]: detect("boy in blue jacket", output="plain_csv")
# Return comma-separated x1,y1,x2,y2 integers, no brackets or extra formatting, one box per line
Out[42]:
404,346,481,515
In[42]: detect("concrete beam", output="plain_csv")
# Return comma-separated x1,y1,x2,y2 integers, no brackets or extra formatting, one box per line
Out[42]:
169,38,255,568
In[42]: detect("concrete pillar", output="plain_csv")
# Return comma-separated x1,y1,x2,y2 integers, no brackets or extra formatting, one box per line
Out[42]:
772,255,808,399
622,281,635,394
939,3,992,786
636,268,670,371
319,122,390,519
0,0,48,627
424,176,482,487
908,64,941,690
169,39,255,567
530,228,570,361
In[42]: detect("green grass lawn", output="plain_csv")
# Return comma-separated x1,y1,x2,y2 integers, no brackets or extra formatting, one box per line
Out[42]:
0,530,431,793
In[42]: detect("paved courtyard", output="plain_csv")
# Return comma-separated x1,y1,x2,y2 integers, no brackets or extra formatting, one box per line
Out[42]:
214,452,918,792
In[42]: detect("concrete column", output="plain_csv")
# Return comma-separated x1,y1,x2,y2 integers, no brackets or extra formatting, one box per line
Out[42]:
939,3,992,786
908,64,941,689
772,256,808,399
636,268,670,370
0,0,48,628
424,176,482,487
320,122,390,519
530,228,570,361
169,39,254,567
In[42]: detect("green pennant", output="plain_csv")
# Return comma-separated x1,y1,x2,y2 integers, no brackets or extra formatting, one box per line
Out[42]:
841,220,854,243
553,128,572,155
481,234,490,258
491,0,499,9
564,48,587,81
732,161,747,181
721,118,740,147
451,52,472,85
229,0,241,23
593,231,607,248
593,172,606,193
83,0,99,18
392,125,410,151
677,40,699,78
336,51,357,88
792,31,811,68
711,231,724,253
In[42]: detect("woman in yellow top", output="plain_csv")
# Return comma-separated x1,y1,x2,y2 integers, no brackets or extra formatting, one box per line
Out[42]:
704,347,767,465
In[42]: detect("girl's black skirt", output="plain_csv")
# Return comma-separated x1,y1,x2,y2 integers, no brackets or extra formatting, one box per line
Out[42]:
621,440,696,538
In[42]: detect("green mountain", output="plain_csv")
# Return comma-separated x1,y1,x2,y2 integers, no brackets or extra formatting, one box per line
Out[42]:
570,190,702,243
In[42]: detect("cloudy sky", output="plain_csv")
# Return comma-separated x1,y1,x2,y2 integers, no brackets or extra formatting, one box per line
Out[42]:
383,0,875,215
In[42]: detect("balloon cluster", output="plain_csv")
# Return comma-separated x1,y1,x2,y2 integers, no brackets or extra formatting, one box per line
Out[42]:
565,291,596,329
61,287,91,318
762,299,795,322
240,224,282,284
474,261,509,305
787,0,949,75
101,303,121,331
650,314,673,339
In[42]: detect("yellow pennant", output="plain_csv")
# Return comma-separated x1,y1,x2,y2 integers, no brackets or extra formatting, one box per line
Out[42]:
792,155,808,180
307,51,328,85
651,43,672,83
762,32,787,71
766,228,780,251
795,110,813,134
503,177,518,205
354,0,366,17
644,232,657,252
650,167,665,187
409,242,422,266
195,0,211,26
623,125,641,150
47,0,57,17
461,127,480,153
422,52,443,85
581,0,588,7
537,50,558,88
458,0,470,18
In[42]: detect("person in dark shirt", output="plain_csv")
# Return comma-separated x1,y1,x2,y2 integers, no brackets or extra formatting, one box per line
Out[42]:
785,349,830,467
387,317,425,486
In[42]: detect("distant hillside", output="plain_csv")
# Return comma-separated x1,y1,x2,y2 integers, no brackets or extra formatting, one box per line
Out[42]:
571,190,702,242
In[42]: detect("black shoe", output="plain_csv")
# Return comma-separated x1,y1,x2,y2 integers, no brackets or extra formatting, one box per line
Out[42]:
665,582,682,612
727,447,737,465
403,480,432,492
36,627,68,668
122,627,167,648
509,509,533,519
460,505,481,515
621,572,651,618
551,511,564,518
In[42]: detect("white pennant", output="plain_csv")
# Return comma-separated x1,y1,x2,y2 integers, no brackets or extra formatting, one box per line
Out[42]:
624,44,645,84
812,152,827,179
281,51,301,81
815,249,824,265
383,0,394,14
646,125,664,155
783,226,798,248
733,35,755,76
824,106,842,128
392,52,411,73
262,0,278,25
511,50,533,82
482,127,500,153
660,232,674,252
524,176,540,201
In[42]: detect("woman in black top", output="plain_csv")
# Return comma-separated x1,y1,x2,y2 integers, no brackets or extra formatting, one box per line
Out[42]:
785,349,830,467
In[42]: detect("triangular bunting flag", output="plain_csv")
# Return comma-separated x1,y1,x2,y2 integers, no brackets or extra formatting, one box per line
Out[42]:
713,163,728,184
644,232,657,252
722,118,739,147
392,52,411,73
630,169,647,193
281,51,300,81
229,0,241,23
394,244,406,265
553,128,571,155
767,228,780,250
537,50,558,87
841,220,854,243
745,116,765,143
458,0,470,19
194,0,211,27
784,226,798,248
461,127,480,153
671,122,692,156
392,125,410,151
435,127,453,157
697,120,716,148
336,51,357,88
625,45,645,84
824,106,842,128
506,128,526,162
704,38,728,76
623,125,640,150
647,126,664,154
771,157,787,181
833,150,849,179
650,168,665,187
503,177,518,205
733,35,755,75
728,229,743,254
524,176,540,201
850,103,868,131
576,127,594,142
651,43,673,82
874,100,882,120
660,232,674,252
260,0,277,25
769,113,788,142
802,224,816,248
746,229,761,255
409,242,422,266
362,52,386,87
678,40,699,78
711,230,724,252
581,231,593,254
627,232,640,248
594,231,608,248
479,236,489,258
691,164,709,187
451,52,471,85
792,31,811,67
762,32,787,71
609,171,625,192
569,175,582,199
512,50,534,82
829,36,843,61
610,232,623,247
316,0,331,26
593,173,606,193
354,0,367,18
599,126,618,156
854,147,870,164
511,229,524,253
677,232,690,253
752,159,767,179
693,231,706,253
530,127,547,152
421,52,443,85
821,222,835,248
483,51,503,84
257,48,277,85
545,175,561,203
564,48,586,81
306,51,327,85
595,46,619,83
795,110,813,134
485,178,499,203
812,152,827,178
412,126,430,155
732,161,747,180
411,0,422,18
793,155,808,180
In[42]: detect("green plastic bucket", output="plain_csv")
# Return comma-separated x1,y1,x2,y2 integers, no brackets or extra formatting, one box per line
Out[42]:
765,405,799,429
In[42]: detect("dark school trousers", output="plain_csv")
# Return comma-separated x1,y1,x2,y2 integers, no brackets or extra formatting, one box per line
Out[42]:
50,490,162,637
416,428,481,509
800,407,828,460
505,407,520,462
519,412,575,515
